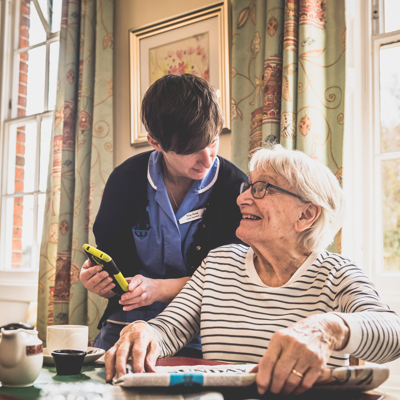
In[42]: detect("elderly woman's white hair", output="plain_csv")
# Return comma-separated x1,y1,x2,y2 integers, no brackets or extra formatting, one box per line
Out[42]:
249,145,345,252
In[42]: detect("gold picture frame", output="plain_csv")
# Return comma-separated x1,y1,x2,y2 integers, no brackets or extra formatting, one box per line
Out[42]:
129,1,230,146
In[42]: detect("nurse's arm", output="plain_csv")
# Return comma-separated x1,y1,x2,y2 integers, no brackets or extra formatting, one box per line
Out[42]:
119,276,191,311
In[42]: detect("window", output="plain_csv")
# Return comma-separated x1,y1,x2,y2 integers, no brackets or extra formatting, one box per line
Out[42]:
371,0,400,274
0,0,61,273
343,0,400,388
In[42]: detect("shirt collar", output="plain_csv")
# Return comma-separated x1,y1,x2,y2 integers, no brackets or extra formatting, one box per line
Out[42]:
147,151,219,193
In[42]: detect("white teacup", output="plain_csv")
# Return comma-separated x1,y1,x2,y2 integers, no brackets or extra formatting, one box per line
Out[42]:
46,325,88,353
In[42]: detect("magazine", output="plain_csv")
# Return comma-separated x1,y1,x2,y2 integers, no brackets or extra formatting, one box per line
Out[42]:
113,363,389,392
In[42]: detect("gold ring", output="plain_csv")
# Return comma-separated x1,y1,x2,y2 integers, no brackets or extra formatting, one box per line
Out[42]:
291,369,304,378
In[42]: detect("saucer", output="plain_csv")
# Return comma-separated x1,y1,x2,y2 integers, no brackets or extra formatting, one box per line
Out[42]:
43,347,105,366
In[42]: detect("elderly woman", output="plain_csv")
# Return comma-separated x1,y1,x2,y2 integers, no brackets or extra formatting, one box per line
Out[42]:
104,145,400,395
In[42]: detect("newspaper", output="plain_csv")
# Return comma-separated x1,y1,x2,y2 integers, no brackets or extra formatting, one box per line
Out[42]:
114,364,257,387
314,365,390,391
113,363,389,391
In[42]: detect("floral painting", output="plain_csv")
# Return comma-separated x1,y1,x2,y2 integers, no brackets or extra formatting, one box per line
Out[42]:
149,33,210,84
130,3,229,144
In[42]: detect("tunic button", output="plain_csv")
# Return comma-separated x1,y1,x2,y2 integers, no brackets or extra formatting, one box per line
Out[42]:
201,224,205,229
196,246,201,251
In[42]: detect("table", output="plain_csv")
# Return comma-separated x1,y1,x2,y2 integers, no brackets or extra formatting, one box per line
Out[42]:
0,358,398,400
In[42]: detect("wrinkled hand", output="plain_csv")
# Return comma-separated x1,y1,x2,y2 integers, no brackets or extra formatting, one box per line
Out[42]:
105,321,161,382
79,259,116,298
119,275,160,311
253,313,349,396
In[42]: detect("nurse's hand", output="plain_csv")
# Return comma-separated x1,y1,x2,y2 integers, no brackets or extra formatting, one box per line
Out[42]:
80,259,116,298
105,321,160,382
119,275,190,311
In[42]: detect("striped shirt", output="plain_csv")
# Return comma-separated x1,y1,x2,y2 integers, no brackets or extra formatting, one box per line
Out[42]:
149,244,400,367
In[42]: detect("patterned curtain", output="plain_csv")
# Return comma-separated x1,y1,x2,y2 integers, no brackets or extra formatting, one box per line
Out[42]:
37,0,114,345
231,0,345,180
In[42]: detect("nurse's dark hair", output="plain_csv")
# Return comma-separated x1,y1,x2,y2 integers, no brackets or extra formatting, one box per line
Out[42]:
141,74,224,155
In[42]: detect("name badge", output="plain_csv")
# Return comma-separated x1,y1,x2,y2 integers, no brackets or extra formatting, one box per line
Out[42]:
179,208,206,224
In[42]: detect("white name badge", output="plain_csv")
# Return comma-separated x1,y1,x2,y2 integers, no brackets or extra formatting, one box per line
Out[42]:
179,208,206,224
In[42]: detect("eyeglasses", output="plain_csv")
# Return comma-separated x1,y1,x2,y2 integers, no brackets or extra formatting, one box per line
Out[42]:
240,181,303,200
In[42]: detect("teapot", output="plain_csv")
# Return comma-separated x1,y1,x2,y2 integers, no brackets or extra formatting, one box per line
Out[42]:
0,324,43,387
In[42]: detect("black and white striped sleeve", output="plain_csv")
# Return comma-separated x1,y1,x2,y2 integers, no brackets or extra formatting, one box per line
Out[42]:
148,262,206,358
335,264,400,363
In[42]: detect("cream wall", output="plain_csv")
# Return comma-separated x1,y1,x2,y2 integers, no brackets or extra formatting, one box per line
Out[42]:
113,0,232,167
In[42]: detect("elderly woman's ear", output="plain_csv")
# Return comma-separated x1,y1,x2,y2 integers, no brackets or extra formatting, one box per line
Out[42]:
296,203,321,232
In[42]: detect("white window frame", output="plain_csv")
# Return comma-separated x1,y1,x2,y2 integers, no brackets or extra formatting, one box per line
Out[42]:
371,28,400,284
369,0,400,294
1,112,53,271
343,0,400,390
342,0,373,276
343,0,400,303
0,0,59,305
0,0,38,306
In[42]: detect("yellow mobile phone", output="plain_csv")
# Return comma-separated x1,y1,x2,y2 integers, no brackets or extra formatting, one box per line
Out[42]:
83,244,129,296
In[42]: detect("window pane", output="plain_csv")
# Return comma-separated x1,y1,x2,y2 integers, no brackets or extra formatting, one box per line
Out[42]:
3,197,14,269
24,123,37,192
21,195,35,269
37,0,49,24
6,126,17,194
23,46,46,115
3,195,34,270
51,0,62,32
35,0,61,33
48,41,60,110
37,194,46,253
26,1,46,47
380,45,400,153
381,159,400,272
39,118,52,192
6,122,37,194
384,0,400,33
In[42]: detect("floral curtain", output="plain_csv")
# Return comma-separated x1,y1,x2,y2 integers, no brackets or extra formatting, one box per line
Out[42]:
37,0,114,345
231,0,345,181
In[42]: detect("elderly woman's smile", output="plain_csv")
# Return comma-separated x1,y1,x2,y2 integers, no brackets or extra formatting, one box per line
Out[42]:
242,214,261,220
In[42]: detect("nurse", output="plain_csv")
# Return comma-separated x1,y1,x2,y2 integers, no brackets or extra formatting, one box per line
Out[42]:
79,74,248,357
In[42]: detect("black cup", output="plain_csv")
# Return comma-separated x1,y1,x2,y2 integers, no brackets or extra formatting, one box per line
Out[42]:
51,349,87,375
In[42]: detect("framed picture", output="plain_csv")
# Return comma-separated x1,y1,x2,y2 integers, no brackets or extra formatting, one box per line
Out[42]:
129,1,230,145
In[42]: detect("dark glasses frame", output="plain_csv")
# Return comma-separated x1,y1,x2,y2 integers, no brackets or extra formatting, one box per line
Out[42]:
240,181,303,200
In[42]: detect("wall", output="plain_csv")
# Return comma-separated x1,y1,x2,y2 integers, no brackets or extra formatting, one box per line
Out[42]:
114,0,232,167
0,271,38,326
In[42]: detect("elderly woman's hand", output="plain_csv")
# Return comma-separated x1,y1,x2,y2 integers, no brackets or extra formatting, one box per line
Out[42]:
254,313,349,395
104,321,161,382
